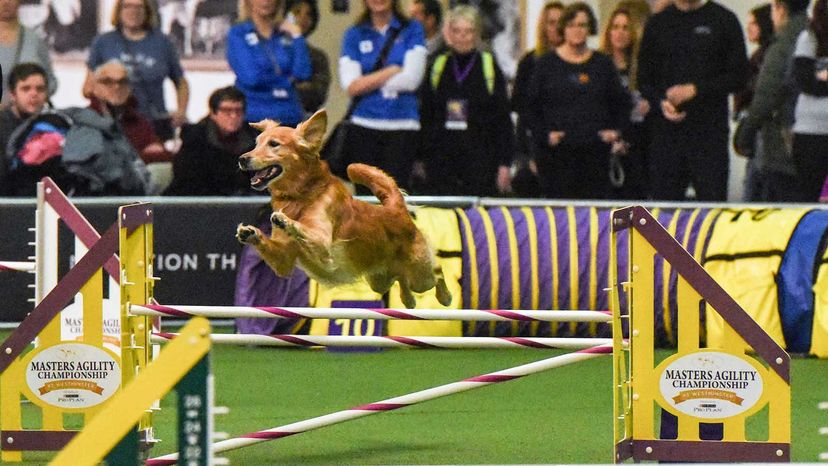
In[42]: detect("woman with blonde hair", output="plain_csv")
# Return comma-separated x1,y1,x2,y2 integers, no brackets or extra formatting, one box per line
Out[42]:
419,4,513,195
226,0,310,126
334,0,427,191
599,5,651,199
511,1,564,196
84,0,189,140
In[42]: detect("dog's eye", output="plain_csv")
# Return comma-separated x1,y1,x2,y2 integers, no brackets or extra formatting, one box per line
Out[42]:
268,140,279,148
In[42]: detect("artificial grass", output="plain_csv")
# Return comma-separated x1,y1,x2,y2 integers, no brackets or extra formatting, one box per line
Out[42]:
3,342,827,464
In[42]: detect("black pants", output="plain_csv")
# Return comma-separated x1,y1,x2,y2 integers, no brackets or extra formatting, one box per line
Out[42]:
648,123,729,201
342,124,419,192
793,133,828,202
536,140,611,200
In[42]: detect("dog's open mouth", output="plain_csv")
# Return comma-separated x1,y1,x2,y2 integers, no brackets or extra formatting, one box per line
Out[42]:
250,164,283,191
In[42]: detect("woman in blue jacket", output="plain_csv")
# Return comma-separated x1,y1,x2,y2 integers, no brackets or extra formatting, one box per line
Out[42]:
227,0,312,127
337,0,427,190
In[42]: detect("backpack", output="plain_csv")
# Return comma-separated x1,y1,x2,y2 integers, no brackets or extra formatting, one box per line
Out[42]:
4,110,83,197
430,51,496,94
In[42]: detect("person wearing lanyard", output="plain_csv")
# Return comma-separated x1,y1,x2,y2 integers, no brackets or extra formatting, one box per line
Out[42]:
227,0,311,127
337,0,426,192
418,4,513,196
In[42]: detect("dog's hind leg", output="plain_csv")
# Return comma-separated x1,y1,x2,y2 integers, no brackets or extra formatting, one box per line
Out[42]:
433,265,453,306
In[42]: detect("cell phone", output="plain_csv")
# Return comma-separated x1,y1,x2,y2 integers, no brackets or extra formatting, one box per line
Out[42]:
286,12,297,25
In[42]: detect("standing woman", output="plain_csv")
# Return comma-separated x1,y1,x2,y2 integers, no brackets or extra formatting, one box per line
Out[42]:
512,1,563,125
0,0,57,103
85,0,189,139
734,3,773,201
510,1,563,196
337,0,427,191
599,5,651,199
419,5,513,196
288,0,330,115
528,2,631,200
228,0,311,127
791,0,828,202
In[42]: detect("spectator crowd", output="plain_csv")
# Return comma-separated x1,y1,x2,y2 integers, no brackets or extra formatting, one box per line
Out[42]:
0,0,825,203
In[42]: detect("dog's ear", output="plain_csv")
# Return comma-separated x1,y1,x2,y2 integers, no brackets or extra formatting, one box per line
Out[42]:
250,119,278,132
296,109,327,152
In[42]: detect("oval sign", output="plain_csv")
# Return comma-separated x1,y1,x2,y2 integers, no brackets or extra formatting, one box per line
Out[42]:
25,343,120,409
658,351,764,419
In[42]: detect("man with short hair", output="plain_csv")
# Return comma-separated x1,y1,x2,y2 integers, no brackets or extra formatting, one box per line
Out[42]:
637,0,747,201
164,86,259,196
0,63,50,195
409,0,446,58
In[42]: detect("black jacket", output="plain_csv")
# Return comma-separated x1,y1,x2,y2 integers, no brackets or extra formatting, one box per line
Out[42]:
164,117,259,196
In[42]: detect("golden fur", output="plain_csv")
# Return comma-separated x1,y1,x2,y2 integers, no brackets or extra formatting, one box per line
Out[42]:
236,109,452,309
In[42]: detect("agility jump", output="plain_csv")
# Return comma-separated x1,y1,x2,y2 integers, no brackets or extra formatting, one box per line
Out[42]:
120,205,790,464
0,197,792,464
0,179,124,463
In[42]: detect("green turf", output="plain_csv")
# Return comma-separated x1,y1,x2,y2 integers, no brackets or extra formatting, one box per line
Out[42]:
3,340,827,464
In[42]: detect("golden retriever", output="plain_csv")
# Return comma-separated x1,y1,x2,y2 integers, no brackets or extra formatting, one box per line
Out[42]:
235,109,452,309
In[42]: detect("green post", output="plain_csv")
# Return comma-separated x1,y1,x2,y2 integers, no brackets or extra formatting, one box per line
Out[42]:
177,354,211,465
104,426,139,466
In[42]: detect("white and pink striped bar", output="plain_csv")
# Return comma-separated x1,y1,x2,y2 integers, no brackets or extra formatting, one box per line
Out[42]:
131,304,612,323
0,261,35,273
151,333,613,350
146,344,612,465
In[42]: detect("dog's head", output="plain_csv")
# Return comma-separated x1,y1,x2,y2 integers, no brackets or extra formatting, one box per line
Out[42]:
238,109,328,192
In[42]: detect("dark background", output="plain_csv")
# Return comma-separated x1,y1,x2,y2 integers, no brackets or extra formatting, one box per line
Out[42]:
0,199,266,322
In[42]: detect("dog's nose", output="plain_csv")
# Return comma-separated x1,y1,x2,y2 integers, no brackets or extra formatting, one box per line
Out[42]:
238,154,250,170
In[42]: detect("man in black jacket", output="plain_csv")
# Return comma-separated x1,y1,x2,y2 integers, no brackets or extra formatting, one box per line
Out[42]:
637,0,747,201
164,86,260,196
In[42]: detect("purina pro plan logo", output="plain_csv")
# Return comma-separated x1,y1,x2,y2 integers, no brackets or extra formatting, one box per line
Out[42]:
658,351,765,420
24,343,120,410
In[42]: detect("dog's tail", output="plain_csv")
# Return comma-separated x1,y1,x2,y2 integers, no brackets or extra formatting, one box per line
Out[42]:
346,163,407,212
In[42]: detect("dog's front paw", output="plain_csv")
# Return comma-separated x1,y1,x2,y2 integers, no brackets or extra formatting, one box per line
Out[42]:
236,224,262,245
270,211,288,230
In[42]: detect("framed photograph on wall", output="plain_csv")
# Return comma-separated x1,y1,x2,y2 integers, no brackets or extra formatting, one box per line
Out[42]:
156,0,236,68
21,0,233,69
19,0,99,59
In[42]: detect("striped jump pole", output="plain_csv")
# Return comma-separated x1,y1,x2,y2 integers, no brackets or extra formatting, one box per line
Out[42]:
131,304,612,323
152,333,614,350
0,261,35,273
146,344,612,465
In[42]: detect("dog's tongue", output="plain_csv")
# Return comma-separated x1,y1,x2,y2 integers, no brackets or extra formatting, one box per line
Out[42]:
251,166,282,188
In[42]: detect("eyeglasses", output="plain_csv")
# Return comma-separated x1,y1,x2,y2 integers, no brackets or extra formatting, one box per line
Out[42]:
216,106,245,115
98,78,130,87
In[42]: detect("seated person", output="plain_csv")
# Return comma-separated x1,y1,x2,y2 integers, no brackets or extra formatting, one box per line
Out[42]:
0,63,57,196
61,60,155,196
85,64,173,165
164,86,259,196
